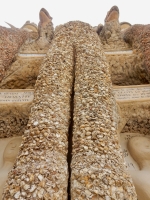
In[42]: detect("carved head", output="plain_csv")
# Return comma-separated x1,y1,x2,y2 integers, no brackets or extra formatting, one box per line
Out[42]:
105,6,119,23
127,136,150,170
3,138,22,163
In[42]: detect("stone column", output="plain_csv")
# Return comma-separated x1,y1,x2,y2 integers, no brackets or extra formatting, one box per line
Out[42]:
70,22,137,200
3,27,74,200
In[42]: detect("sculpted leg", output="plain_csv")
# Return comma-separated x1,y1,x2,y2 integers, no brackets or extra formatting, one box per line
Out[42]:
3,21,137,200
70,22,137,199
3,26,74,200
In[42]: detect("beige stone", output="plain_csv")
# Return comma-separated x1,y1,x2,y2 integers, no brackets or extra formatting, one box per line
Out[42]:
0,137,22,199
120,133,150,200
113,84,150,102
0,57,43,89
0,4,150,200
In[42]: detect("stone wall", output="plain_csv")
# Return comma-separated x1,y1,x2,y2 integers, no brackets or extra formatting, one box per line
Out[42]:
106,53,148,85
0,27,28,81
0,8,54,88
124,24,150,83
0,57,44,89
0,103,31,138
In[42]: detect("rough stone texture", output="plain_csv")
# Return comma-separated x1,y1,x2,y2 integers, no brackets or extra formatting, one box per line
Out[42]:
118,101,150,135
1,50,148,89
106,53,148,85
0,103,31,138
0,27,28,81
0,8,53,89
3,22,74,200
69,22,136,200
124,24,150,82
20,8,54,54
2,21,137,200
0,57,44,89
98,6,130,50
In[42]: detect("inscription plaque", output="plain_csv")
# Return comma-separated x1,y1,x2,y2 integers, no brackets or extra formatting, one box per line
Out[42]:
0,85,150,104
113,84,150,102
0,89,34,103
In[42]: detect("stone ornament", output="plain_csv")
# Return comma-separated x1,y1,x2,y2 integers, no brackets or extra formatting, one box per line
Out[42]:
0,137,22,199
98,6,130,51
104,6,119,23
20,8,54,54
128,136,150,200
120,133,150,200
0,57,44,89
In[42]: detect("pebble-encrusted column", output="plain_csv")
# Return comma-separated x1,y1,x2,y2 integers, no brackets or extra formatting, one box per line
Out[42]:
70,22,137,199
3,21,137,200
3,25,74,200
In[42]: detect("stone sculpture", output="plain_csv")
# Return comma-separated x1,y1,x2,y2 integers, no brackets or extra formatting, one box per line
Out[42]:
127,136,150,200
99,6,149,86
98,6,130,50
0,137,22,199
2,21,137,200
19,8,54,53
0,8,54,89
105,5,119,23
124,24,150,82
1,4,150,200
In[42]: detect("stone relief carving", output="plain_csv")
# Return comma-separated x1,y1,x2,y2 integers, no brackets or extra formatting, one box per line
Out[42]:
128,137,150,198
121,133,150,200
0,8,53,89
106,53,148,86
97,6,130,50
19,8,54,53
0,8,54,89
0,137,22,200
0,57,43,89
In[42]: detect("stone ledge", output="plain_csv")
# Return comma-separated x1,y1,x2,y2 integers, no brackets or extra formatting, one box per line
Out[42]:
1,84,150,104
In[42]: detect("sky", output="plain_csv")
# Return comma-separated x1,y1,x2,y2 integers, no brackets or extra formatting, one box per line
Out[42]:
0,0,150,29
